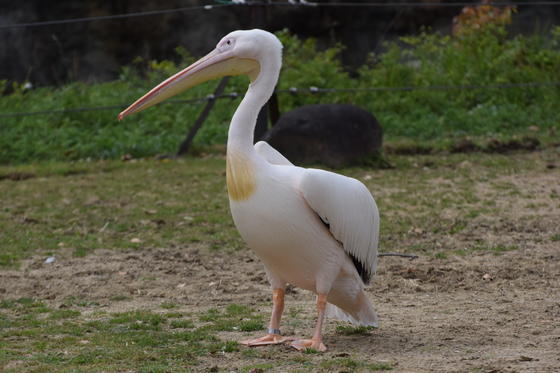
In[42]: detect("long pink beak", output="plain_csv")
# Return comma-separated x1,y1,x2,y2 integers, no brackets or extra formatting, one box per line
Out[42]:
118,49,259,120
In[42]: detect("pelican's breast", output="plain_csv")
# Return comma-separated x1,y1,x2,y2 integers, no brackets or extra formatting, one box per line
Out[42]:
226,150,256,201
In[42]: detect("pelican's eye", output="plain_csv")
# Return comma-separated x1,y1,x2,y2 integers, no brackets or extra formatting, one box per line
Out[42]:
219,38,235,52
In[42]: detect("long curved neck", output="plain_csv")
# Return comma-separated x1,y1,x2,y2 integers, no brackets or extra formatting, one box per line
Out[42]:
227,63,279,153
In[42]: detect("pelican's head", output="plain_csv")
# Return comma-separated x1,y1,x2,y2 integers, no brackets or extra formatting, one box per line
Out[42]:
118,29,282,120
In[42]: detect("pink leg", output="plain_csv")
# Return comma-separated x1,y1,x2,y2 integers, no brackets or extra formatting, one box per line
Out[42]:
291,293,328,352
239,288,293,346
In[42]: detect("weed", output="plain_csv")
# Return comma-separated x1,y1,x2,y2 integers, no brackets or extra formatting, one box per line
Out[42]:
321,357,393,371
49,310,81,320
239,319,264,332
160,302,178,309
335,325,376,335
241,363,274,372
170,319,195,329
471,245,519,253
110,295,132,302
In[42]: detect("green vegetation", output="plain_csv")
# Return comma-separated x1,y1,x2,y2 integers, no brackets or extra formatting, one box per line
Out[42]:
0,158,235,267
1,22,559,164
0,299,261,372
335,325,376,336
320,357,393,371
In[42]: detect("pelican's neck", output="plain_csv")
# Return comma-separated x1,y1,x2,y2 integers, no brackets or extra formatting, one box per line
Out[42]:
227,64,279,153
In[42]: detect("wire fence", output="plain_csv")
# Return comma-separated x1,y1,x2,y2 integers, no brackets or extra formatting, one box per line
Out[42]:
266,1,560,8
0,3,235,30
2,81,559,119
1,1,560,29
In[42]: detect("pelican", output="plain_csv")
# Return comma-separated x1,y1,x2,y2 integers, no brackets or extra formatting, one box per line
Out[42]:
119,29,379,352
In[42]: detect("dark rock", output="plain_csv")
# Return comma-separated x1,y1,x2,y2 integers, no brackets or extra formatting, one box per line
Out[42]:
263,104,383,168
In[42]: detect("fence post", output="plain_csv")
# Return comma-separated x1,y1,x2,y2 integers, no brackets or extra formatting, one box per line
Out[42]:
251,0,280,142
176,76,230,156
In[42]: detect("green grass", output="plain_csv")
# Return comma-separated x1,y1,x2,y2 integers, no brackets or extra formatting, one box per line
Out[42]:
1,25,559,164
320,357,393,371
0,158,239,268
0,299,263,372
470,245,519,253
335,325,376,336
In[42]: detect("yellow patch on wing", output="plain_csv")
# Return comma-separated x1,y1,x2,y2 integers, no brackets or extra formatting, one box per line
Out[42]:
226,151,256,201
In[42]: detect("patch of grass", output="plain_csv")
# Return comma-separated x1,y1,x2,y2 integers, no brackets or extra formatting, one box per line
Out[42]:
169,319,195,329
110,295,132,302
199,308,221,323
335,325,376,335
225,303,252,316
239,319,264,332
241,363,274,372
471,245,519,253
551,234,560,242
61,296,99,308
0,300,274,371
303,347,321,354
164,312,184,319
453,249,468,257
109,311,167,330
160,302,178,309
0,158,239,269
208,340,239,354
320,357,393,371
196,304,264,334
48,309,81,320
449,220,468,234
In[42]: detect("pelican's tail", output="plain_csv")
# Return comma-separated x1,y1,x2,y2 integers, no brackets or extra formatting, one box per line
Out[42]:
326,291,378,327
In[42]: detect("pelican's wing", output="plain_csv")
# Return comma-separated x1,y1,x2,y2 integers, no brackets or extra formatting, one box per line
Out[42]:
254,141,293,166
300,169,379,284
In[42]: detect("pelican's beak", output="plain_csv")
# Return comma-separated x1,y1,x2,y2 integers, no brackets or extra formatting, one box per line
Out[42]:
118,49,259,120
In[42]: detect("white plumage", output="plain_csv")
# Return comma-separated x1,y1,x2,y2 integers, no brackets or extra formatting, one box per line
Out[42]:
119,29,380,352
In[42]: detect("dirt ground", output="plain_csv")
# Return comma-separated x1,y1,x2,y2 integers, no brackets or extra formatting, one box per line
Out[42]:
2,243,559,372
1,156,559,373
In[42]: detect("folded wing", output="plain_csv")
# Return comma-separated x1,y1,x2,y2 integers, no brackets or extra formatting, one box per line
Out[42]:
299,169,379,284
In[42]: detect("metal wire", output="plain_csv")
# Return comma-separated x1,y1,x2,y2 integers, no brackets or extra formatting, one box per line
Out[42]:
0,3,233,30
2,1,559,30
0,97,218,119
266,1,560,7
278,82,560,94
1,82,558,119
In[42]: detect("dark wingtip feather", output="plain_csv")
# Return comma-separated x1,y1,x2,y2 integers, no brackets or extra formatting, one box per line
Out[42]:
318,213,371,284
349,254,371,284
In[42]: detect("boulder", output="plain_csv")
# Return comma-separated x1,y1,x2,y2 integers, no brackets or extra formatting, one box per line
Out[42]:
262,104,383,168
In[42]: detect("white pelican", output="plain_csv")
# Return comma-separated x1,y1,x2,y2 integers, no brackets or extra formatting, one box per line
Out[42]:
119,29,379,352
